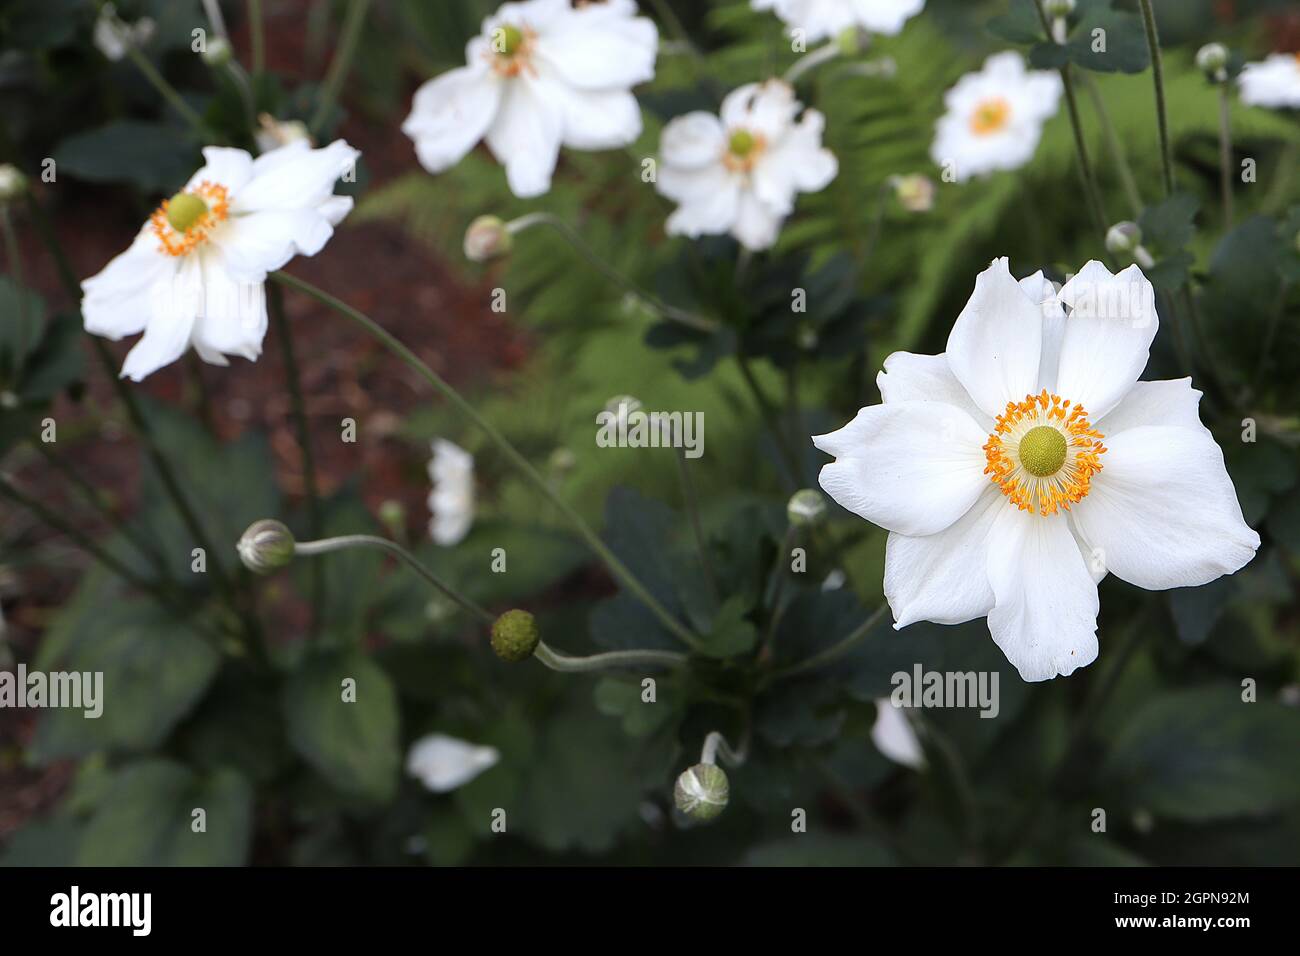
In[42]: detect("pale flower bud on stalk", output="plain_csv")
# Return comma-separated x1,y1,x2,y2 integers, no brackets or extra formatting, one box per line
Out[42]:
463,215,513,262
891,173,935,213
1195,43,1230,84
787,488,827,527
1105,221,1154,269
237,520,296,574
491,609,540,663
201,35,233,67
0,165,27,202
674,763,729,823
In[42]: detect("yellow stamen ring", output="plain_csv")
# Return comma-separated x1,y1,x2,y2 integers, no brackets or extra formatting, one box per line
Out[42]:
983,390,1106,516
969,96,1012,136
722,127,767,172
485,23,538,77
150,181,230,257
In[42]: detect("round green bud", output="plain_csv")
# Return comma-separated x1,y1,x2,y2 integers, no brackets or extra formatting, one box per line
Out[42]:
464,215,512,263
236,519,295,574
674,763,729,822
787,488,827,527
1104,221,1142,256
835,26,869,57
1041,0,1076,18
1195,43,1229,81
200,35,233,67
0,165,27,202
491,609,540,663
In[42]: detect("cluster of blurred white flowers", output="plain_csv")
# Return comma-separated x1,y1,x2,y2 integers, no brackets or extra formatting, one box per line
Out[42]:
427,439,476,546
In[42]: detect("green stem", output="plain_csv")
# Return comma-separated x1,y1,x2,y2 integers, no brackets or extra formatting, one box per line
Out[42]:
123,45,211,140
268,284,323,632
1080,72,1143,218
674,447,718,608
509,213,719,333
699,728,749,766
1138,0,1175,197
295,533,492,624
783,41,841,86
247,0,265,74
735,354,800,490
534,640,688,673
775,602,889,679
1216,84,1234,227
186,352,218,433
272,270,704,651
0,205,31,378
309,0,372,136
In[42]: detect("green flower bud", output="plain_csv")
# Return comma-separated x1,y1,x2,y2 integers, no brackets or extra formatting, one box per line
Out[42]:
1104,221,1142,256
787,488,827,527
236,520,296,574
491,609,539,663
1041,0,1075,18
1195,43,1229,82
464,215,512,262
835,26,869,57
201,35,233,67
674,763,729,822
0,165,27,202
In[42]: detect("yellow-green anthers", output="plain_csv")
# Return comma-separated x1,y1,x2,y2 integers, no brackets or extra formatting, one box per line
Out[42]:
491,609,540,663
236,519,296,574
787,488,827,527
674,763,729,823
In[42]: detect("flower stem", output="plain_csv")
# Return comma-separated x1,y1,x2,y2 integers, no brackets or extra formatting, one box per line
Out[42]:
700,729,748,766
0,205,31,378
1080,73,1143,218
271,270,705,651
268,283,323,632
674,447,719,608
534,641,688,673
309,0,372,136
735,354,800,490
294,533,493,624
774,602,889,679
783,42,841,86
508,213,720,334
1216,84,1234,227
1138,0,1175,198
247,0,265,73
123,45,211,141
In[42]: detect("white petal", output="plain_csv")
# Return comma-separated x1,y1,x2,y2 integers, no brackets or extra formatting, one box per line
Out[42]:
813,400,990,537
1019,270,1066,393
537,1,657,89
849,0,926,36
1069,425,1260,590
233,139,360,214
189,246,267,365
661,165,741,238
732,191,784,250
945,257,1043,416
402,65,502,174
542,80,642,150
428,439,475,547
721,80,798,141
215,207,338,283
884,486,1003,628
1055,261,1157,419
752,108,836,212
1238,54,1300,109
484,79,563,198
1094,377,1207,437
187,147,255,192
405,734,499,793
871,701,926,769
81,226,169,339
876,350,992,430
985,508,1099,682
120,258,201,381
659,112,725,168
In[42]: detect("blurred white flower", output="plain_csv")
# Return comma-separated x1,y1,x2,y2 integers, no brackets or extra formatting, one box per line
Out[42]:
428,439,475,546
751,0,924,42
1238,52,1300,109
402,0,658,198
890,173,934,212
656,80,837,251
255,114,312,154
871,700,925,769
930,51,1062,182
814,258,1259,681
81,140,358,381
406,734,499,792
94,3,155,61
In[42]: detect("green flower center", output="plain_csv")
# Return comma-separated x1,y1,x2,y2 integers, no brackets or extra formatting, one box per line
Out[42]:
729,129,757,158
1018,425,1067,478
496,24,525,56
165,192,209,233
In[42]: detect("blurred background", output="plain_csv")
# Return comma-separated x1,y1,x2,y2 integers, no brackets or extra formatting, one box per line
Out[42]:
1,0,1298,866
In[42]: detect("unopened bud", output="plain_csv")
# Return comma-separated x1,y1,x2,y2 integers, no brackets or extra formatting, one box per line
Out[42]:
464,215,512,262
0,165,27,202
201,35,233,67
237,520,295,574
491,609,540,663
1105,221,1142,256
674,763,729,822
1195,43,1229,82
1040,0,1075,17
836,26,869,57
892,173,935,213
787,488,827,527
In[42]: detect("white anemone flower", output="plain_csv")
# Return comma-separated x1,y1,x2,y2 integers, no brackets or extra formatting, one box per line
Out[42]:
656,80,837,251
401,0,658,198
406,734,500,793
81,140,358,381
813,258,1259,682
1238,53,1300,109
428,439,475,546
93,3,155,61
930,51,1062,183
750,0,925,42
871,700,925,769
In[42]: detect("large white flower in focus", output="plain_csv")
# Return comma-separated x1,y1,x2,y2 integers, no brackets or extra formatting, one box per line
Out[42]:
813,258,1260,682
402,0,658,198
751,0,925,41
81,140,358,381
930,51,1062,183
656,80,837,251
1238,53,1300,109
